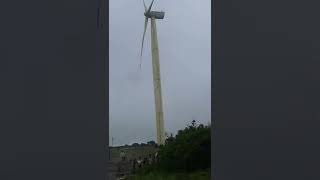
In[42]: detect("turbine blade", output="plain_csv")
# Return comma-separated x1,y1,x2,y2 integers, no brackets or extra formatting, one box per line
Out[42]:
140,17,148,57
147,0,154,13
143,0,147,12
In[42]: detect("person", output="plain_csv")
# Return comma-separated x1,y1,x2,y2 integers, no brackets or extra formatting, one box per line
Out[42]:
132,158,137,173
148,154,153,165
143,157,148,166
151,154,155,164
137,156,142,168
120,150,126,161
155,152,159,163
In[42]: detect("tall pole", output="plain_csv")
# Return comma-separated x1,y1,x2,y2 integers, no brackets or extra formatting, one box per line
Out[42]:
150,17,165,145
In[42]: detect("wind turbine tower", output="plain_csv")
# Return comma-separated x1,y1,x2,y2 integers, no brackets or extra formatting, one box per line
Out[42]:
140,0,165,145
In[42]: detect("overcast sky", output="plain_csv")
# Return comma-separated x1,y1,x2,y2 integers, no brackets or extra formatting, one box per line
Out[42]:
109,0,211,146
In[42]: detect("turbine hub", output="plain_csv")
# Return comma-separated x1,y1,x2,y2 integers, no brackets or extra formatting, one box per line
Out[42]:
144,11,165,19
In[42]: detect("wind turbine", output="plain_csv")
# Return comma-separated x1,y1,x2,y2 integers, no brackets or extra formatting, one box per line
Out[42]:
140,0,165,145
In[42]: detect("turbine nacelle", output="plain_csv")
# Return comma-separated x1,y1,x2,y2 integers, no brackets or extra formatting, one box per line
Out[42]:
144,11,165,19
141,0,165,57
143,0,165,19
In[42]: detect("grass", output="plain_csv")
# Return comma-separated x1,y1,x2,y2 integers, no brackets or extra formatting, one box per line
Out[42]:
110,146,210,179
128,169,210,180
128,172,176,180
110,146,158,161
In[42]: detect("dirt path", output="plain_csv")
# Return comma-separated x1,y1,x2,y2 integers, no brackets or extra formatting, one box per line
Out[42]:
108,160,133,180
108,161,118,180
108,146,159,179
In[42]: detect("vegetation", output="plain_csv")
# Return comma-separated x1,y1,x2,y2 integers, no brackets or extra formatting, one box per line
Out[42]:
128,170,210,180
110,145,158,161
147,140,156,146
158,120,211,172
131,120,211,179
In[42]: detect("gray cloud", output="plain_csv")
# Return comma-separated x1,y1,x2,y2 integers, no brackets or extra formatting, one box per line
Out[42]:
109,0,211,146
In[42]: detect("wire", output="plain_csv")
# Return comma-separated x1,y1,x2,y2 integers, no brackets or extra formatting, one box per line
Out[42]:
138,53,143,71
139,57,142,70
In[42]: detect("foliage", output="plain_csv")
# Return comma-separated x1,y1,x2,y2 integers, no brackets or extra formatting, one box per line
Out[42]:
110,146,158,161
129,169,210,180
155,120,211,172
147,140,156,146
128,120,211,180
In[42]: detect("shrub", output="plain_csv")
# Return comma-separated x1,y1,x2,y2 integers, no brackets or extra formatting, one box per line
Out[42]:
156,120,211,172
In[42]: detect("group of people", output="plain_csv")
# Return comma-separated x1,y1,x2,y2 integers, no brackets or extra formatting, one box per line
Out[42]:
118,150,159,173
131,152,158,172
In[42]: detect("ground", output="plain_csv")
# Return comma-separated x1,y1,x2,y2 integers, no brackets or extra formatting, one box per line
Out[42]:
110,145,158,161
127,170,211,180
108,145,158,180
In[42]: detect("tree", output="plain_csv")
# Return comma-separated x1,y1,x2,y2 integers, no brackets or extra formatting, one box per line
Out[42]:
132,143,139,147
165,133,174,144
191,119,196,127
147,141,156,146
157,120,211,172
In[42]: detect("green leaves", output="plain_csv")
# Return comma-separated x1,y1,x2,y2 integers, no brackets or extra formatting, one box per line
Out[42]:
157,120,211,172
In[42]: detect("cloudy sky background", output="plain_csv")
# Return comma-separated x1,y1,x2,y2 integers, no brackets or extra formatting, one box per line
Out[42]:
109,0,211,146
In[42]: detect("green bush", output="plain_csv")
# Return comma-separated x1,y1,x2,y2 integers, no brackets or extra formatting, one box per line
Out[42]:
131,120,211,180
157,120,211,172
